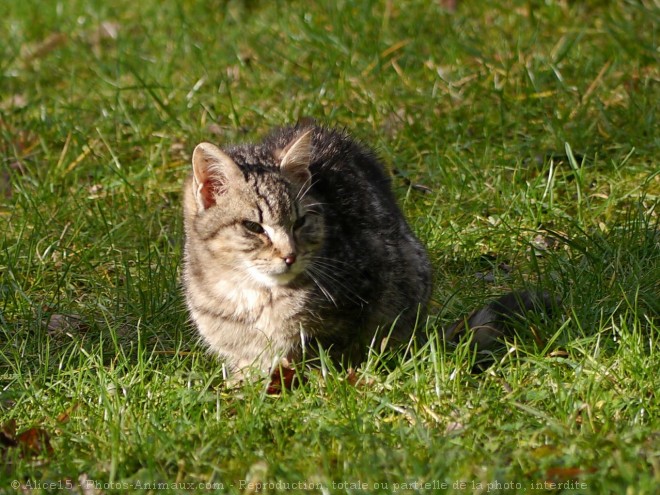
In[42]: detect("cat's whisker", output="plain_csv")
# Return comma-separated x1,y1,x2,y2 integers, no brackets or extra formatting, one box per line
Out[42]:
294,176,312,201
310,257,353,269
310,256,356,271
306,270,338,308
296,177,319,202
303,202,327,210
308,262,368,306
309,263,357,284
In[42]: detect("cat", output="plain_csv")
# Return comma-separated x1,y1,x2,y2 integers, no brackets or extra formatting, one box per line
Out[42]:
182,124,554,378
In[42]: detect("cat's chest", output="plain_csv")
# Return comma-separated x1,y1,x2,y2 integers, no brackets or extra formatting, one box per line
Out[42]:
216,279,307,329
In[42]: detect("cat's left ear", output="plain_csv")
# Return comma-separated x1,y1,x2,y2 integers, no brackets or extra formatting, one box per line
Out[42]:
279,130,313,185
191,142,243,210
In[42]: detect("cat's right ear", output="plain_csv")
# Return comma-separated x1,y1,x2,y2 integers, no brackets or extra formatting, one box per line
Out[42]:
279,130,313,186
191,142,243,210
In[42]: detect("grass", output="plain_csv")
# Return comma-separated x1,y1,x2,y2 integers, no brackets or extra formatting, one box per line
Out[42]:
0,0,658,493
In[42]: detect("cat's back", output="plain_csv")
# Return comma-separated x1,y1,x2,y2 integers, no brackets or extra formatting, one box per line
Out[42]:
255,125,404,240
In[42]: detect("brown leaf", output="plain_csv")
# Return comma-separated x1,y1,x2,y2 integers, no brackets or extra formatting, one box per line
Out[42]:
0,93,28,111
382,107,410,138
529,325,545,348
0,172,11,199
206,123,225,136
56,403,80,424
16,427,54,456
528,231,564,256
345,367,359,386
411,183,433,194
85,21,120,46
547,349,569,358
46,313,90,336
87,184,104,198
530,234,553,252
545,466,596,482
1,421,53,457
444,421,464,434
243,460,268,495
530,445,558,459
266,366,304,395
21,32,68,63
438,0,458,12
78,473,103,495
1,420,18,448
0,119,40,156
342,368,377,389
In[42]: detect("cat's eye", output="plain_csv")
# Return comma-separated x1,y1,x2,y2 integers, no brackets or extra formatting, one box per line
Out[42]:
293,215,306,230
242,220,265,234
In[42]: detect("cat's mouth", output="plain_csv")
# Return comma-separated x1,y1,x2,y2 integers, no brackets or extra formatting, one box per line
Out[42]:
247,262,307,288
269,271,302,285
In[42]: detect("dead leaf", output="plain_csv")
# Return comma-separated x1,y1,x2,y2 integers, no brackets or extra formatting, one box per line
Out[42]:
0,158,26,198
382,107,410,137
56,403,80,424
1,420,18,448
266,366,304,395
0,119,40,156
531,445,559,459
169,142,186,154
438,0,458,12
547,349,569,358
444,421,464,434
545,466,596,482
46,313,90,336
529,325,545,348
78,473,103,495
87,184,103,198
206,123,225,136
343,368,377,389
243,460,268,494
528,233,561,256
0,93,28,111
1,421,53,457
411,183,433,194
0,172,11,199
17,427,54,456
346,367,359,386
530,234,552,252
85,21,120,46
21,32,68,63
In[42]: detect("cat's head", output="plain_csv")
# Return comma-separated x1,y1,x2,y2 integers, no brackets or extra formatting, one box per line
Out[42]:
185,131,325,288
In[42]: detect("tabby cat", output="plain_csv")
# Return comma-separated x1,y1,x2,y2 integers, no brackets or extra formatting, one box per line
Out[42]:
183,124,552,377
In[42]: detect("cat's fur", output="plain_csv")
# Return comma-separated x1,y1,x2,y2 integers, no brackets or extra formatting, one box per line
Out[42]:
183,124,553,377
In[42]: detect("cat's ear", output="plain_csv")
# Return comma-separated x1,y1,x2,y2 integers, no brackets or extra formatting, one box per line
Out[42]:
279,130,312,185
191,142,243,210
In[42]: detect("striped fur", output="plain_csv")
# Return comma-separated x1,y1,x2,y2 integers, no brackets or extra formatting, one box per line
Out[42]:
183,125,432,376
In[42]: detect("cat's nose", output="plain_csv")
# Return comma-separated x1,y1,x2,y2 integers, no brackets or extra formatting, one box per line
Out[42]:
284,254,297,266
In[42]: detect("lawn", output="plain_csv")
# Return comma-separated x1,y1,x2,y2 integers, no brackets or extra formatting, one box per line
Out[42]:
1,0,658,493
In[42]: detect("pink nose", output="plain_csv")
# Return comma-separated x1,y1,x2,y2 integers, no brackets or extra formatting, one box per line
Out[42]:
284,254,297,266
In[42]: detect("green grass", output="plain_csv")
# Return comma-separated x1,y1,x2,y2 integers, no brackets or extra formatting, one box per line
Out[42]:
1,0,658,493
